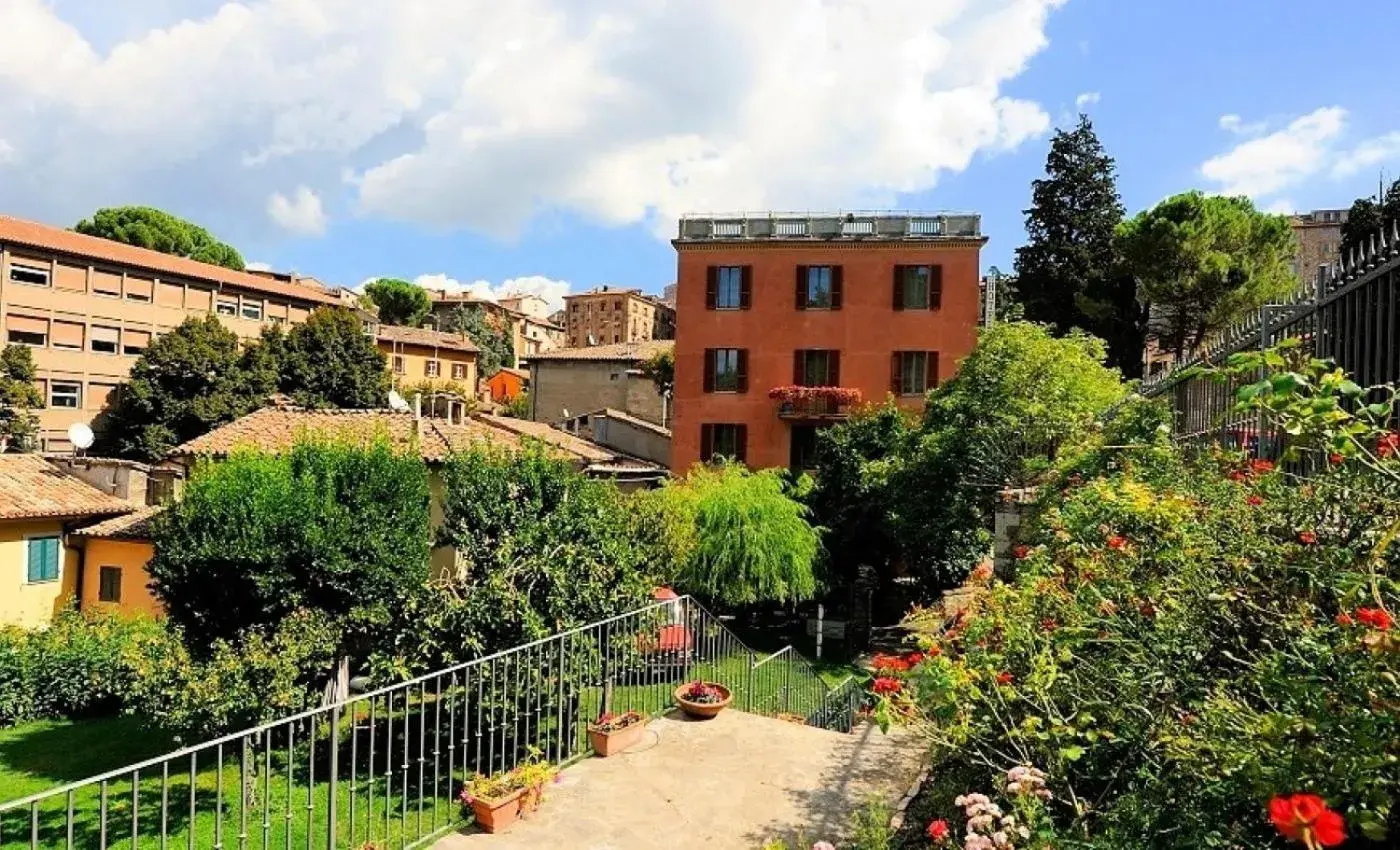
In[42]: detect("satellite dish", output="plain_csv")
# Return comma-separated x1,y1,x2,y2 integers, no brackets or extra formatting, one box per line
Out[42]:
68,422,94,452
387,390,411,413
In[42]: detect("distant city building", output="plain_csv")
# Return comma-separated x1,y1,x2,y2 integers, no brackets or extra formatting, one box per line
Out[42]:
662,283,678,308
497,293,551,321
1291,208,1348,282
425,292,563,365
563,286,675,347
524,340,672,428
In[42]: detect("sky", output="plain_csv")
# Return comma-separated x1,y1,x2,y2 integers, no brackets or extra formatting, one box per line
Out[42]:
3,0,1400,311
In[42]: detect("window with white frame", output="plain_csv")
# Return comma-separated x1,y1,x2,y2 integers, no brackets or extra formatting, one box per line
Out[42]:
9,264,50,287
50,381,81,409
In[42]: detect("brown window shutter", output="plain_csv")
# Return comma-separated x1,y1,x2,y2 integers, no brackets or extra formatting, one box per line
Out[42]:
793,349,805,385
891,352,903,394
705,267,718,309
929,265,943,309
700,424,714,462
829,350,840,386
830,266,843,310
928,351,940,389
735,425,748,464
892,265,905,310
795,266,808,309
737,349,749,393
740,266,753,309
703,348,716,392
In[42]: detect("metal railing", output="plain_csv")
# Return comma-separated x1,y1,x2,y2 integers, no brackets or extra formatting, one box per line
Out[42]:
0,596,859,849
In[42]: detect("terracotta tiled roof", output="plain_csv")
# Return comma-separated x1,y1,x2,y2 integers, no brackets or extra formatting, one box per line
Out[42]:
476,414,616,463
594,408,672,438
376,324,480,353
0,216,342,306
524,340,672,363
72,506,164,540
0,454,137,521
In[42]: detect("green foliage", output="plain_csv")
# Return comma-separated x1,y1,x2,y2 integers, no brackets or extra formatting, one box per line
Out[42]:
502,390,530,419
363,278,432,327
122,610,337,741
442,305,513,375
652,462,820,607
75,206,245,270
1119,190,1296,358
276,307,390,408
1341,178,1400,260
897,364,1400,847
96,315,276,460
1015,115,1144,378
640,347,675,397
148,438,431,658
0,609,177,727
0,344,42,451
848,797,896,850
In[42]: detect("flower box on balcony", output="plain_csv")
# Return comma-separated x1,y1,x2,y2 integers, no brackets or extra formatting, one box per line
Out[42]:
768,386,863,419
588,710,646,756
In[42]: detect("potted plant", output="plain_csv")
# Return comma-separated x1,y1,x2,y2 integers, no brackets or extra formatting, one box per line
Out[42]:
513,751,560,815
588,710,646,756
459,770,525,834
674,680,732,719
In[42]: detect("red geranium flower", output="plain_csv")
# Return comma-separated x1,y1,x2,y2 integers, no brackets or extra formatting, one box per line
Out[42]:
1298,530,1318,545
1335,612,1355,627
1012,544,1031,560
1040,617,1058,633
1356,607,1393,631
1247,494,1264,506
1251,458,1276,474
927,819,950,841
1269,793,1345,847
1228,470,1247,482
1328,452,1345,465
903,651,926,667
1378,432,1400,459
1107,534,1128,550
995,671,1014,686
871,676,902,695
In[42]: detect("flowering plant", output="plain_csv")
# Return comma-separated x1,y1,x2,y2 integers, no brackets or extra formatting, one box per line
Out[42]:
589,710,643,732
679,681,727,704
767,385,864,406
459,770,523,806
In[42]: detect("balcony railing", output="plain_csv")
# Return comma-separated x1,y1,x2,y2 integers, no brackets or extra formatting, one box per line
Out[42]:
770,386,863,421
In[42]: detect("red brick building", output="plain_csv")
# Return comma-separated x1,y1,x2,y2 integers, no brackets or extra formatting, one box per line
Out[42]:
671,213,985,473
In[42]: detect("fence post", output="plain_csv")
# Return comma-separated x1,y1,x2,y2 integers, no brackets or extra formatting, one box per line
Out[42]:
327,705,340,850
746,651,755,713
783,656,792,714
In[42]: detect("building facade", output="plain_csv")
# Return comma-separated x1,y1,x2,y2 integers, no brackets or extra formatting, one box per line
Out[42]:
0,215,341,450
1291,209,1347,281
376,324,479,394
671,212,985,473
525,340,671,427
563,287,676,348
426,294,531,368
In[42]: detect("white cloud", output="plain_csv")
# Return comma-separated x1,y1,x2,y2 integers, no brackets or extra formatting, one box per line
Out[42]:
266,186,327,236
245,260,273,272
0,0,1064,239
1074,91,1099,110
1332,131,1400,179
1263,198,1295,215
414,274,572,313
1218,113,1267,136
1200,107,1346,197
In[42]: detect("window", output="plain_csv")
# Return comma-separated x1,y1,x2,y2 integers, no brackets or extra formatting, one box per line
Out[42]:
393,355,405,375
793,349,839,387
92,271,122,298
50,381,81,408
89,382,120,410
90,325,120,354
5,314,48,347
704,348,747,393
98,566,122,603
894,265,943,310
796,265,842,309
26,536,60,583
9,263,50,287
215,297,238,317
614,299,622,310
269,316,286,326
892,351,939,395
706,266,749,310
122,330,151,356
790,425,819,471
452,363,467,380
425,359,440,378
50,320,84,351
240,300,264,321
125,278,153,302
700,423,747,463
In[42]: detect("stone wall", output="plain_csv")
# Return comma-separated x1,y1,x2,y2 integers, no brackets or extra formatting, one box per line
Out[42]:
530,360,666,426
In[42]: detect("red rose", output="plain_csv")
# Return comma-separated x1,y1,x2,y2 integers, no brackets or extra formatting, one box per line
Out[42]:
1247,494,1264,506
1107,534,1128,550
995,671,1014,686
871,676,902,695
1335,612,1355,627
1269,793,1346,847
1379,432,1400,459
1012,544,1031,560
1328,452,1344,465
927,819,950,841
1298,530,1318,545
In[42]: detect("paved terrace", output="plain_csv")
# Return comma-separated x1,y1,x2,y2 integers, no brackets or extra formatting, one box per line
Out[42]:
436,710,923,850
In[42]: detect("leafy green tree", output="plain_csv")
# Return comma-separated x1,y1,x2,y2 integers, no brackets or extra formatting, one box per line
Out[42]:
1015,115,1145,377
276,307,390,408
96,316,276,461
147,439,431,658
75,206,245,270
640,347,675,397
442,305,513,375
363,278,432,327
1340,178,1400,260
1118,191,1296,358
0,345,43,451
503,391,531,419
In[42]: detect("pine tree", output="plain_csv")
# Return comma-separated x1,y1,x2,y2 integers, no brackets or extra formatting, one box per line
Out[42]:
1015,115,1144,377
1340,179,1400,261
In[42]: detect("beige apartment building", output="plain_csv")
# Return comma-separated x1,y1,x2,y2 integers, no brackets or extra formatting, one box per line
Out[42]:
563,286,675,348
1291,209,1347,281
0,215,341,450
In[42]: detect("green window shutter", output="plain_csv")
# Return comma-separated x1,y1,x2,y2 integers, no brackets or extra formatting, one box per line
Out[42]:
27,536,59,582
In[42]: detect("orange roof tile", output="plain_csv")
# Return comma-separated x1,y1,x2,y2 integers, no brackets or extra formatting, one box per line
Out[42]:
0,216,342,306
0,454,137,521
72,505,164,540
524,340,672,362
376,324,480,353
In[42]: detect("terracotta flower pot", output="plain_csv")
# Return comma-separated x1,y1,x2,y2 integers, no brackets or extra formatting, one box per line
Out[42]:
468,788,524,834
674,682,732,719
588,719,647,756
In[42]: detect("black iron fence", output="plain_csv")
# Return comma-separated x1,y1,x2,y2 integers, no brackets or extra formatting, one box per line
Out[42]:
0,597,860,850
1142,223,1400,456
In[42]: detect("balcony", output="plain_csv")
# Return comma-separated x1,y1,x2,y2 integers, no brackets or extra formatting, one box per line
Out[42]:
769,386,863,421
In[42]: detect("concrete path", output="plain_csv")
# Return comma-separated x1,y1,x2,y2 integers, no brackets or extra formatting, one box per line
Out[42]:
434,710,924,849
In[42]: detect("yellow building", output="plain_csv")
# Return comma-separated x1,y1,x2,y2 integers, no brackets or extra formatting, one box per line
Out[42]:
72,507,163,618
375,323,480,418
0,453,134,627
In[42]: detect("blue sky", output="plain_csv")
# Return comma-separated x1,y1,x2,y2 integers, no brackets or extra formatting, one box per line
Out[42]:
4,1,1400,308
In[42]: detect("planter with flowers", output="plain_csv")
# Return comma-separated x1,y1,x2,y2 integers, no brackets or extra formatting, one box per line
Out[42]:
588,710,646,756
674,680,732,719
513,753,559,815
459,771,526,834
767,386,863,418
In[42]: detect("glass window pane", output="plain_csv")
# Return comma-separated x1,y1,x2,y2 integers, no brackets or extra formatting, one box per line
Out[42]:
716,267,743,309
806,267,832,308
714,348,739,391
900,352,926,395
904,267,929,309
